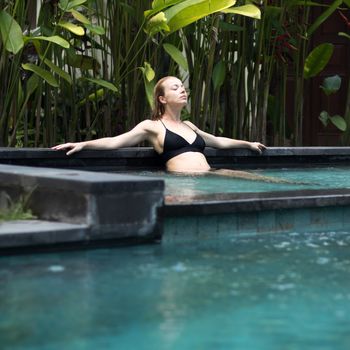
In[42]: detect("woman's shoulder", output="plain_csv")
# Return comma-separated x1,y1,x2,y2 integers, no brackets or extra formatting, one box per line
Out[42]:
183,120,199,131
135,119,162,133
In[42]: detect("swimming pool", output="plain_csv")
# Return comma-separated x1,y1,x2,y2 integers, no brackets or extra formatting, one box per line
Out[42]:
122,166,350,196
1,153,350,348
1,230,350,349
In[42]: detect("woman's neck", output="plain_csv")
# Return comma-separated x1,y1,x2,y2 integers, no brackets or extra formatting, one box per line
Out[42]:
162,106,182,122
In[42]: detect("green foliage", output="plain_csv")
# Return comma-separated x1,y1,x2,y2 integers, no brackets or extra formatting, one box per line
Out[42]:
307,0,342,37
0,10,24,54
0,0,347,148
320,75,341,96
304,43,334,79
163,43,188,71
164,0,237,33
319,75,346,132
319,111,347,131
212,60,226,92
0,193,36,222
221,4,261,19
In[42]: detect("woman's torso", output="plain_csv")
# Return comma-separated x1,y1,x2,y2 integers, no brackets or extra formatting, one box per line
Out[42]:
149,119,210,172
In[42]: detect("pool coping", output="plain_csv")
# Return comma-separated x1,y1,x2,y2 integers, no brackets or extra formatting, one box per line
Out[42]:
163,188,350,216
1,146,350,170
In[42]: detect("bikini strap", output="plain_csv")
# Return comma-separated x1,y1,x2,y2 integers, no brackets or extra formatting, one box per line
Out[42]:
159,119,167,130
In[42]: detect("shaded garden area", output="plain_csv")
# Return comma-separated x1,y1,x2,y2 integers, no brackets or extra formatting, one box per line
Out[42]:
0,0,349,148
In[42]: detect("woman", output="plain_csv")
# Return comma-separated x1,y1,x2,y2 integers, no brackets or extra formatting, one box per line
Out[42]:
53,76,276,182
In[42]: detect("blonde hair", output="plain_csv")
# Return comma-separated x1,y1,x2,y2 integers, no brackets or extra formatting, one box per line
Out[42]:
151,76,177,120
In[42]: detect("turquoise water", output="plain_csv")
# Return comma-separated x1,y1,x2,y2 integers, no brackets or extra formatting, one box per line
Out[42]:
1,230,350,349
125,167,350,196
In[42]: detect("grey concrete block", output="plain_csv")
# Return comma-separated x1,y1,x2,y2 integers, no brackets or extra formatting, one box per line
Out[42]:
0,164,164,247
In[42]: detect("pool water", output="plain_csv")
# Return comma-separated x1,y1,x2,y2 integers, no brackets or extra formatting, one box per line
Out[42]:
125,167,350,196
1,230,350,350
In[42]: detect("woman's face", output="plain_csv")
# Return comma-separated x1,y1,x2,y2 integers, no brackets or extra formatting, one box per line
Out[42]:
160,77,187,107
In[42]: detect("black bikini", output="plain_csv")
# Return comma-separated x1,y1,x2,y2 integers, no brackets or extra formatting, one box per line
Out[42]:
159,120,206,163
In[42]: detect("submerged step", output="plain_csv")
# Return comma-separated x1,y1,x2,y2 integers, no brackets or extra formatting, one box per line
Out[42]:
0,220,88,248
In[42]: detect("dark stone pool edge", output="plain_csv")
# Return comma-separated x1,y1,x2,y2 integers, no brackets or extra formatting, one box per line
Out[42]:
0,164,164,254
2,146,350,170
163,190,350,244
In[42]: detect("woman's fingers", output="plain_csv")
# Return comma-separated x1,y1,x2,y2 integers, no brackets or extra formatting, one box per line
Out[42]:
51,142,81,155
51,143,73,150
250,142,266,154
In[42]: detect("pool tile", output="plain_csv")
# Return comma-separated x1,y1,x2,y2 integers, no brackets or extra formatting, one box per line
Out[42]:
342,206,350,229
197,215,218,240
217,213,238,237
275,209,295,233
293,208,311,232
310,208,328,228
177,216,198,240
322,207,344,230
238,212,258,235
258,211,276,234
163,217,178,238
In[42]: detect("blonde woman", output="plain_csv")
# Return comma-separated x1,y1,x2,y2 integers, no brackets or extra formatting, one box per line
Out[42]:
53,76,279,182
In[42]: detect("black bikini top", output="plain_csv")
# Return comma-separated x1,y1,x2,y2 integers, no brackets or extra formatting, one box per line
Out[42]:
159,120,206,163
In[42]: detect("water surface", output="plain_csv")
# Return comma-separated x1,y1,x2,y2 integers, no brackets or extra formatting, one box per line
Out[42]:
123,167,350,196
1,230,350,349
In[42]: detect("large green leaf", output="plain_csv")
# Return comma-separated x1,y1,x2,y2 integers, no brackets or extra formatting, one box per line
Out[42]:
85,78,118,93
22,63,59,88
163,43,188,71
320,75,341,96
331,115,347,131
319,111,347,131
0,10,24,54
70,9,91,24
221,4,261,19
58,20,85,36
84,23,105,35
59,0,87,11
145,0,184,17
307,0,342,37
212,60,226,91
304,43,334,79
24,35,70,48
164,0,237,33
43,58,72,84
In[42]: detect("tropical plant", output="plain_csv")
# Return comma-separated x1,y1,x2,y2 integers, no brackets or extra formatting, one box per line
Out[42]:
318,75,347,131
0,0,348,148
0,191,36,222
338,3,350,143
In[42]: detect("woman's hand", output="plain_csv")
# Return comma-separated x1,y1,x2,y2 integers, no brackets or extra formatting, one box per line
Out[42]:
249,142,266,154
51,142,84,156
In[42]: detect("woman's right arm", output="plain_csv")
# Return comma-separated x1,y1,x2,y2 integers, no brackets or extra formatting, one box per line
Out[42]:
52,120,153,155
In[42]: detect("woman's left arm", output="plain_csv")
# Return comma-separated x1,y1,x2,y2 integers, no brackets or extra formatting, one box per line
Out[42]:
184,121,266,154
